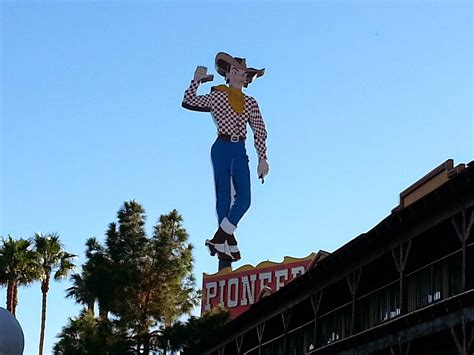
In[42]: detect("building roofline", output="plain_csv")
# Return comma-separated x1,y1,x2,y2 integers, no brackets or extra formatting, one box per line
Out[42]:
203,161,474,352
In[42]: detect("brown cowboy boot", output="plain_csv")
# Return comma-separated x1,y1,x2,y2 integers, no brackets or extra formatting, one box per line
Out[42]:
226,234,241,261
205,227,232,258
217,251,233,261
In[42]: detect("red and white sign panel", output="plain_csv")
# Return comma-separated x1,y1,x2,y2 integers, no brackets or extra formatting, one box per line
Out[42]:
201,253,324,319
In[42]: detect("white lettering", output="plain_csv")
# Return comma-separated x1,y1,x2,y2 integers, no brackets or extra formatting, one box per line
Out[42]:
203,263,310,312
275,269,289,291
259,271,272,291
205,282,217,311
227,278,239,308
291,266,305,279
241,274,257,306
218,280,226,306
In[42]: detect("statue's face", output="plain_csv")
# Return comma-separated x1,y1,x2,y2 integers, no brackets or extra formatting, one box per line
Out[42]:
226,66,247,88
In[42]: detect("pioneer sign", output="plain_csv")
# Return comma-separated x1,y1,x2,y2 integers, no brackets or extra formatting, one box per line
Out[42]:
201,252,328,319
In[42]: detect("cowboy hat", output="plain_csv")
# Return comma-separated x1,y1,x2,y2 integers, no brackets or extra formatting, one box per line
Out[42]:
215,52,265,87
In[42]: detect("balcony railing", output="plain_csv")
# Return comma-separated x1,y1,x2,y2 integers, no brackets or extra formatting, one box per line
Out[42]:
356,279,400,331
405,248,462,312
242,243,471,355
318,302,352,345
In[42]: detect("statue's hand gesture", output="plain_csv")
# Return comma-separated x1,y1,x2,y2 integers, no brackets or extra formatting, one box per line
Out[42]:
258,159,269,184
194,66,214,83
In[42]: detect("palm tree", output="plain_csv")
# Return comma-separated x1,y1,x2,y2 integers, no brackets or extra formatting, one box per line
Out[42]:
65,237,115,321
65,272,96,314
53,309,133,355
0,236,38,315
34,233,76,355
53,309,96,355
83,237,115,320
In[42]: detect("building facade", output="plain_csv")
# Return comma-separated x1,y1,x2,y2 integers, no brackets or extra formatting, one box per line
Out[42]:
200,160,474,355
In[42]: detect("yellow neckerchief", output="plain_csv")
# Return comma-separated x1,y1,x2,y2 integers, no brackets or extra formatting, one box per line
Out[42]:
213,85,245,114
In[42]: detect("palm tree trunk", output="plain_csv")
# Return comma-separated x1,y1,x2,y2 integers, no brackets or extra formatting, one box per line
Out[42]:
143,334,150,355
6,280,13,313
99,306,108,320
87,302,94,316
39,277,49,355
12,281,18,315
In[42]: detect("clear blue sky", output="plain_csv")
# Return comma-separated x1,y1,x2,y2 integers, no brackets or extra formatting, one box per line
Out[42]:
1,1,472,354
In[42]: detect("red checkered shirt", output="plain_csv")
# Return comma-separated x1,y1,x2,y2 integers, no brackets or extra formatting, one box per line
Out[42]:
182,80,268,160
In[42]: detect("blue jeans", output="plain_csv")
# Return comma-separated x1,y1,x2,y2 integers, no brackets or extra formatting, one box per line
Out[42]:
211,138,251,227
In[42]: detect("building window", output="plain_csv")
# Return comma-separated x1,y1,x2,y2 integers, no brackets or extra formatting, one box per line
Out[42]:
357,280,399,331
407,251,462,312
319,303,351,344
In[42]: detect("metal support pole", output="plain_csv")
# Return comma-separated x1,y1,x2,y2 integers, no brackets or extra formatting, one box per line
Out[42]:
452,208,474,291
450,316,474,355
218,259,232,272
311,291,323,347
392,240,411,314
346,269,362,335
389,337,411,355
281,309,291,353
256,322,265,355
235,336,244,355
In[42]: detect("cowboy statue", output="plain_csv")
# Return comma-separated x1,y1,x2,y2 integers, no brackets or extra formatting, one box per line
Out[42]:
182,52,269,268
